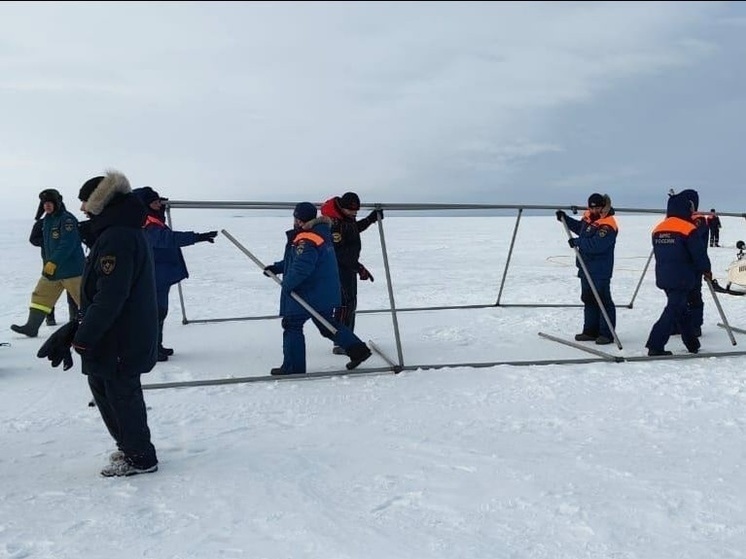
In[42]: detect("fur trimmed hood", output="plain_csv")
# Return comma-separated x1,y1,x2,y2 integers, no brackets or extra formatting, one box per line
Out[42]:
84,170,132,216
302,215,332,230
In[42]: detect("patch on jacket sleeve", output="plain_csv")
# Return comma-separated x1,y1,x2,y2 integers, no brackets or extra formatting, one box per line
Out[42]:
598,227,608,237
332,232,342,243
64,219,75,232
295,241,305,255
100,255,116,275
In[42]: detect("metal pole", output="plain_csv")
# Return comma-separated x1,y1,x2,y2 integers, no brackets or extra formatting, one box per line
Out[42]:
561,216,623,349
496,208,523,306
705,277,737,345
627,248,654,309
220,229,339,334
164,204,190,325
373,207,405,368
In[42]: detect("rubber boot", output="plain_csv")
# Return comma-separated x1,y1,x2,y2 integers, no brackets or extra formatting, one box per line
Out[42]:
11,308,47,338
46,307,57,326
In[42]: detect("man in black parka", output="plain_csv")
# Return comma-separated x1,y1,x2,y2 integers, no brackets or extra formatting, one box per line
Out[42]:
319,192,382,354
38,170,159,477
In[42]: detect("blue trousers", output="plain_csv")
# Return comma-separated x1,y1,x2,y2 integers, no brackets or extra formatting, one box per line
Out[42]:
687,279,704,329
580,277,615,338
281,309,365,374
646,288,699,352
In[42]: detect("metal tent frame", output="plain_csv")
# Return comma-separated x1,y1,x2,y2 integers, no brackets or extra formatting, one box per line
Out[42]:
151,200,746,385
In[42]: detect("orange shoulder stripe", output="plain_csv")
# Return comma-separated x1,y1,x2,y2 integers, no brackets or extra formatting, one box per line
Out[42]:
294,232,324,246
596,216,618,232
652,217,695,236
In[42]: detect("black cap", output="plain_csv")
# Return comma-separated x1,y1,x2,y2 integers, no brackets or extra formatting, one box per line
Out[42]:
339,192,361,211
587,193,604,208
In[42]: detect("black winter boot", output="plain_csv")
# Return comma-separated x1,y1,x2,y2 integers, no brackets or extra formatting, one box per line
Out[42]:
46,308,57,326
346,343,372,370
11,308,48,338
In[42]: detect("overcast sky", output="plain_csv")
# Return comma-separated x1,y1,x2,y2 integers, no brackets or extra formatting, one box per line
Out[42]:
1,1,745,218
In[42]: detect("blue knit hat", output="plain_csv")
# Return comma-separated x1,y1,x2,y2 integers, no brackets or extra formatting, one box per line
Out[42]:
293,202,317,222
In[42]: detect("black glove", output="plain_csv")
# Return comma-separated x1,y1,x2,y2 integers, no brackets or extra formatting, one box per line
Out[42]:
555,210,567,222
263,264,282,277
367,209,383,223
703,270,713,281
196,231,218,243
358,263,374,282
37,321,78,371
567,238,577,249
78,220,95,250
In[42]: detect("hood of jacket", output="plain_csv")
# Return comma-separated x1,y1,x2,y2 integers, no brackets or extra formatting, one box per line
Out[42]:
320,197,346,220
89,192,148,238
85,171,131,216
678,189,699,213
666,191,696,220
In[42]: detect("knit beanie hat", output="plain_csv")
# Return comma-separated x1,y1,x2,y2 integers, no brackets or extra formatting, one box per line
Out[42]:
133,186,167,206
293,202,317,222
587,193,605,208
339,192,361,211
78,176,105,202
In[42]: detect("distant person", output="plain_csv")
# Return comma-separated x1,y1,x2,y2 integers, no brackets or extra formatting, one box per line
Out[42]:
263,202,372,375
319,191,382,354
11,189,84,337
555,193,618,345
38,171,160,477
132,187,218,361
708,208,721,247
645,190,711,356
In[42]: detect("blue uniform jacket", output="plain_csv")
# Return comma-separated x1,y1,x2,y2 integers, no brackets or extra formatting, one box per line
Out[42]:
565,210,618,280
271,217,341,317
41,208,85,280
652,192,711,291
141,213,198,293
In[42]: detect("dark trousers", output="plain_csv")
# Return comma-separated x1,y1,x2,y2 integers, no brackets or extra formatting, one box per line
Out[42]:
646,288,699,352
334,268,358,333
709,230,719,247
156,286,170,350
580,277,615,338
687,279,704,329
88,374,157,467
282,309,365,374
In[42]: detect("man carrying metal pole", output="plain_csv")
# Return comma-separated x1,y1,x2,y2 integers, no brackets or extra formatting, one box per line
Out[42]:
555,193,619,346
262,202,373,375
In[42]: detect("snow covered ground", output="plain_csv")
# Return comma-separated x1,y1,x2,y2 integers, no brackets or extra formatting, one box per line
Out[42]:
2,209,746,559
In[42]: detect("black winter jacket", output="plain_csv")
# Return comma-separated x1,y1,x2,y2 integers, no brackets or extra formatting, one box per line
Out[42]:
73,174,158,378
